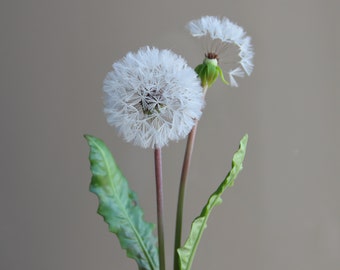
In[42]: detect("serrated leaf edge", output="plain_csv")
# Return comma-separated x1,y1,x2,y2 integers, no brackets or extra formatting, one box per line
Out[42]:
85,134,159,270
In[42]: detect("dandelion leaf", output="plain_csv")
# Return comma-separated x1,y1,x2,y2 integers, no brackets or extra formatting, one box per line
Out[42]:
84,135,159,270
177,134,248,270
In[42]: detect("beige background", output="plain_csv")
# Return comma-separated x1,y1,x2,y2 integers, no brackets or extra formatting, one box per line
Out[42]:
1,0,339,269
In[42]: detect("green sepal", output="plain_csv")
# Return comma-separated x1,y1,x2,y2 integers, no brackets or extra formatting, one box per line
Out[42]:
206,62,219,86
84,135,159,270
195,62,218,87
177,134,248,270
195,59,230,87
194,64,207,87
194,63,205,75
216,66,229,85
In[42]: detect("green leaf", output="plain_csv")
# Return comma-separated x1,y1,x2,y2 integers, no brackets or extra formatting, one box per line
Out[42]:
84,135,159,270
177,134,248,270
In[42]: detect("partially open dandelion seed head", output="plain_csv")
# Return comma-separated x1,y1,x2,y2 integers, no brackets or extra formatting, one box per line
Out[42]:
187,16,254,87
103,47,204,149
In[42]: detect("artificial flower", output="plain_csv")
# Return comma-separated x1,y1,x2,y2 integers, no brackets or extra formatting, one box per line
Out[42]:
187,16,254,87
103,46,204,149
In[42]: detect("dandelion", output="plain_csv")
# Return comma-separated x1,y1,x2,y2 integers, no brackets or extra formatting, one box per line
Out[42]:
103,46,204,149
187,16,254,87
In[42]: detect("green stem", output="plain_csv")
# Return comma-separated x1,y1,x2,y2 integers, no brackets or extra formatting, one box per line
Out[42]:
154,147,166,270
174,85,208,270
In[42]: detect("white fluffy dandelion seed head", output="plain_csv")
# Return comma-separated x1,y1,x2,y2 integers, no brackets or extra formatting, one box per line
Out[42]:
103,47,204,149
187,16,254,87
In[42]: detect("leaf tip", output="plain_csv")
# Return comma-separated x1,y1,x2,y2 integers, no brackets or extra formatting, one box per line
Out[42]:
84,134,104,148
84,134,93,141
242,133,248,143
239,134,248,154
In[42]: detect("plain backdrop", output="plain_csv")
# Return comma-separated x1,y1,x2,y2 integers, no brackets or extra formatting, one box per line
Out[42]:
1,0,339,269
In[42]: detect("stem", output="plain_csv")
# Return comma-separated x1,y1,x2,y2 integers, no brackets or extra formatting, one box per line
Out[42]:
154,147,166,270
174,85,208,270
173,121,198,270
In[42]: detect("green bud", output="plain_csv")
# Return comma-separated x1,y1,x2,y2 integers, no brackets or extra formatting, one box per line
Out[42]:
195,58,229,87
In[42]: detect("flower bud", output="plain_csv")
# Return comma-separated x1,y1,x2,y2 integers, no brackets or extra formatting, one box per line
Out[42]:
195,58,229,87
